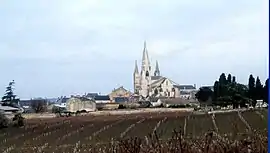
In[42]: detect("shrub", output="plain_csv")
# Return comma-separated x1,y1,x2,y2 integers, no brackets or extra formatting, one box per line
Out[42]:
31,99,47,113
13,113,24,127
118,104,126,109
0,113,9,129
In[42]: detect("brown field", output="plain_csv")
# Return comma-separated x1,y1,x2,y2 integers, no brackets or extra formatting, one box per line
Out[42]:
0,109,267,153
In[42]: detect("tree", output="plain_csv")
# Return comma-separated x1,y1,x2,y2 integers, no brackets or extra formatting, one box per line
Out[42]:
2,80,20,106
218,73,228,98
31,99,47,113
232,76,236,83
219,73,227,85
227,83,249,108
263,78,269,103
248,74,256,101
213,81,219,101
255,76,263,101
227,74,232,84
195,87,213,102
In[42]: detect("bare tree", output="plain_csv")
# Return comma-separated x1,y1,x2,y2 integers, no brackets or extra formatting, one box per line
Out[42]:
31,99,47,113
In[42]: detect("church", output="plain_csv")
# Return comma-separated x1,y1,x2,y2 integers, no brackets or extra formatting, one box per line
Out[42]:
133,42,186,99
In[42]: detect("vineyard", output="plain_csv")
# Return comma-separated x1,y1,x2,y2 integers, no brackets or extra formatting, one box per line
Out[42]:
0,109,267,153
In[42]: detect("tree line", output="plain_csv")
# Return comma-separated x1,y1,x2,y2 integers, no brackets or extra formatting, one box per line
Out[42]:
195,73,268,108
1,80,47,113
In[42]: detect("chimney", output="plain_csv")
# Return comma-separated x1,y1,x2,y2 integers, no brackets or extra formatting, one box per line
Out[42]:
194,84,196,89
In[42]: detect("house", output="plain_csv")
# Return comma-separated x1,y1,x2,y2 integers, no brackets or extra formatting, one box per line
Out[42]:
94,95,111,103
174,85,197,100
109,86,132,100
66,97,96,112
0,103,23,119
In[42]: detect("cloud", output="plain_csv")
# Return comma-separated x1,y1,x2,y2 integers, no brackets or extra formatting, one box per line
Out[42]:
0,0,267,98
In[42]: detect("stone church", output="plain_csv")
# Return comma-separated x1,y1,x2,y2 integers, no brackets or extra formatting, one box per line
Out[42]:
133,42,184,99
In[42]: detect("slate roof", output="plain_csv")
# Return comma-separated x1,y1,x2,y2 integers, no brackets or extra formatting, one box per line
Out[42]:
151,76,163,80
85,93,99,98
94,95,110,101
114,97,129,103
112,86,129,92
0,104,21,111
70,97,94,102
19,100,32,106
174,85,196,90
57,97,69,103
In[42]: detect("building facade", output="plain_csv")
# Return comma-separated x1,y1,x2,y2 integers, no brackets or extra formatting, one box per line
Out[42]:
133,42,183,99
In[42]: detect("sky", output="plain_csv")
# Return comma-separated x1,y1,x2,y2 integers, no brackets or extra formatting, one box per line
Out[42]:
0,0,268,99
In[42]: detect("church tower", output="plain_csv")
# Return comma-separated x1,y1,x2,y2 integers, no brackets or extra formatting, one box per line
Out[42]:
133,60,140,94
154,60,160,76
139,41,152,97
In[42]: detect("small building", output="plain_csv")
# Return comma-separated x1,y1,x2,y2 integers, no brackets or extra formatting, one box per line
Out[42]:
109,86,132,100
0,103,22,119
94,95,111,103
66,97,96,112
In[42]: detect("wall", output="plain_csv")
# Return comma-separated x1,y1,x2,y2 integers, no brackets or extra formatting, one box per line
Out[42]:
151,78,177,98
66,98,96,112
96,103,119,110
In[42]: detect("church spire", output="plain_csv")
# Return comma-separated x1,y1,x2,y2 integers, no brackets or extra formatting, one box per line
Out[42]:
141,41,150,70
154,60,160,76
134,60,139,74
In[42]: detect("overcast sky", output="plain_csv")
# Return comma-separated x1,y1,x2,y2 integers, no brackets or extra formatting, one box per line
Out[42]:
0,0,268,99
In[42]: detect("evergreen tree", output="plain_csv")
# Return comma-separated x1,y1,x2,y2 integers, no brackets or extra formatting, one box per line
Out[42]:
1,80,20,106
218,73,228,97
248,74,256,102
232,76,236,83
248,74,255,89
213,81,219,101
263,78,269,103
255,76,263,100
227,74,232,84
219,73,227,85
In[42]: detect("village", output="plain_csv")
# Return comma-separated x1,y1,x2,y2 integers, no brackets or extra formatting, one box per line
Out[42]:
0,42,202,116
0,42,267,117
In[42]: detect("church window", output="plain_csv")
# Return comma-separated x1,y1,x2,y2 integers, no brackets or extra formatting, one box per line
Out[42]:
168,92,170,97
159,88,163,92
172,88,175,92
166,80,168,85
146,71,149,77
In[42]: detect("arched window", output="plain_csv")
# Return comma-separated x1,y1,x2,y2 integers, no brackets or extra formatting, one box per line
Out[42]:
172,88,175,92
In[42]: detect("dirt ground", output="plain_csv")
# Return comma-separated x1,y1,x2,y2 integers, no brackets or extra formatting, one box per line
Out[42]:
22,108,194,119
